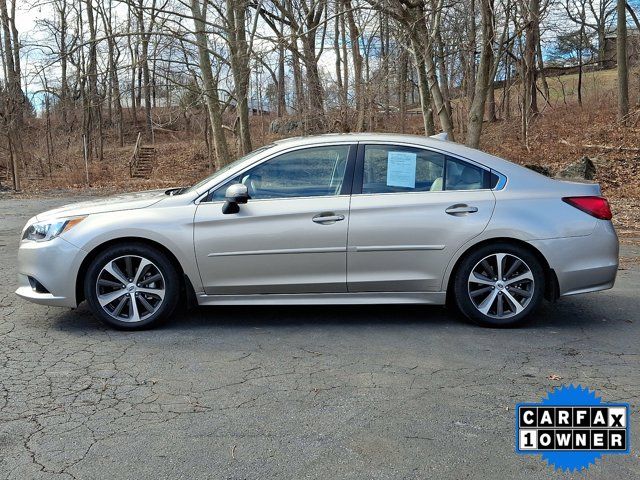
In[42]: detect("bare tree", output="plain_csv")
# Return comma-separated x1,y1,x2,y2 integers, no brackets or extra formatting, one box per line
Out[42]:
466,0,495,148
617,0,628,120
190,0,230,164
0,0,22,189
344,0,365,131
223,0,253,153
368,0,454,139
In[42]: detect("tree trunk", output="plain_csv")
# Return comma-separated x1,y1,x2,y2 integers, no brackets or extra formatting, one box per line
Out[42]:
340,10,349,116
466,0,494,148
127,9,138,124
100,1,124,147
524,0,539,117
140,27,153,136
467,0,477,99
504,48,511,120
425,50,454,138
8,135,19,190
344,0,365,131
577,23,584,107
617,0,629,121
301,36,325,117
334,1,345,117
487,81,496,122
411,37,435,135
191,0,230,165
381,10,390,118
226,0,252,154
85,0,102,160
536,23,549,106
277,40,286,117
522,0,539,145
290,38,305,114
399,48,407,134
0,0,22,190
58,0,69,125
435,28,452,120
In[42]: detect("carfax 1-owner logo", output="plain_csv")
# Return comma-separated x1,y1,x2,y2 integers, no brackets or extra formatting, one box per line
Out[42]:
515,385,631,472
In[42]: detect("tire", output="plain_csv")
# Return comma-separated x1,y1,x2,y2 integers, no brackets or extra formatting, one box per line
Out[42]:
84,243,180,330
453,242,545,327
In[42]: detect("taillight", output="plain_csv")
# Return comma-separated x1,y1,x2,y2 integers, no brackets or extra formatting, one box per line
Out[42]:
562,196,612,220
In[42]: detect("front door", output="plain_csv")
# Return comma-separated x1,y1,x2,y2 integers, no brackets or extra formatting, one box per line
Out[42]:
347,144,496,292
194,144,355,295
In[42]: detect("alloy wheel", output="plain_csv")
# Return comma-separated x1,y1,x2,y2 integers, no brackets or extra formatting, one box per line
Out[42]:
95,255,166,323
467,253,535,319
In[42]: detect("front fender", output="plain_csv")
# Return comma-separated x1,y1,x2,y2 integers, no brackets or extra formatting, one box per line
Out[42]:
62,204,203,296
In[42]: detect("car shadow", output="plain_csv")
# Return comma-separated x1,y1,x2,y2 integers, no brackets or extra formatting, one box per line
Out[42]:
50,292,627,335
51,302,464,334
170,303,459,330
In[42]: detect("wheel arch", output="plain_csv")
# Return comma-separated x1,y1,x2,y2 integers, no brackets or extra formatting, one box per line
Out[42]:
444,237,559,305
75,236,195,306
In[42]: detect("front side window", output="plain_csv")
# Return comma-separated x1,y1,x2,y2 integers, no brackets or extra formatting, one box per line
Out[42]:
210,145,351,201
360,145,488,194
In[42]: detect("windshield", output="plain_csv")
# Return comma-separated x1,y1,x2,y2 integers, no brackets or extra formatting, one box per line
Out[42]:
177,145,274,195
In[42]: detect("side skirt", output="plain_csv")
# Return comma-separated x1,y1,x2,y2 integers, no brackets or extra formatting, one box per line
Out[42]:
196,291,447,306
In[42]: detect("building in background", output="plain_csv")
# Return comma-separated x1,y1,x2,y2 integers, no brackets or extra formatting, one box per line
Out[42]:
603,28,640,68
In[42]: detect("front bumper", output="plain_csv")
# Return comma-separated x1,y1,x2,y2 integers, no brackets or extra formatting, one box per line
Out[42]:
529,220,619,297
15,236,86,308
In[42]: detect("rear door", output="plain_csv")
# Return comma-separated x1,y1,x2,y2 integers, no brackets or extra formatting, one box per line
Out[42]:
347,143,496,292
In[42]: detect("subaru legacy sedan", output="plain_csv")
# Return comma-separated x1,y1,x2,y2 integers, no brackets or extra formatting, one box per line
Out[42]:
16,133,618,329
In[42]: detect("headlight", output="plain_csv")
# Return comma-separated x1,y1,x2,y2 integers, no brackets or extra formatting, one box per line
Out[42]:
22,216,87,242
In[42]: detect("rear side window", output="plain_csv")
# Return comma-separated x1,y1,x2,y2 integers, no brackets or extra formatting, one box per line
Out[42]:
445,157,485,190
489,171,500,188
362,145,445,193
360,145,490,194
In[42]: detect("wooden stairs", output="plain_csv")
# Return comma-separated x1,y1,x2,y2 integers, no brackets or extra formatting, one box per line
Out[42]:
129,133,156,179
133,146,156,178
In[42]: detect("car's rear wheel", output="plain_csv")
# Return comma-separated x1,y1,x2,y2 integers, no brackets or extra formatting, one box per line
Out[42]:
453,243,545,327
84,244,179,329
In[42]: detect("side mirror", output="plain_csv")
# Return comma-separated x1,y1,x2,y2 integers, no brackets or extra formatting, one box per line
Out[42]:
222,183,249,214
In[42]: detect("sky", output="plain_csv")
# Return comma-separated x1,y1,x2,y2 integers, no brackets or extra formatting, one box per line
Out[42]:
12,1,640,111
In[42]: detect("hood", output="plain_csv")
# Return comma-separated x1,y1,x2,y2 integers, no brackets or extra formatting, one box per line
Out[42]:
35,190,167,221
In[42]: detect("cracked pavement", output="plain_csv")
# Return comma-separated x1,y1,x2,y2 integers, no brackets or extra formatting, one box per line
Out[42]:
0,194,638,479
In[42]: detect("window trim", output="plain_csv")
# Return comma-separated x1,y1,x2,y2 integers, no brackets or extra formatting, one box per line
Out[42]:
353,142,505,195
198,143,358,203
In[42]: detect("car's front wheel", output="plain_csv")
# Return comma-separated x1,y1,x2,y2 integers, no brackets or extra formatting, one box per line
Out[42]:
84,243,179,329
453,243,545,327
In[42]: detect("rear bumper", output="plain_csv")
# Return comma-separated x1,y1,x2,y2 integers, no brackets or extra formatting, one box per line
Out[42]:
15,237,85,308
529,220,618,297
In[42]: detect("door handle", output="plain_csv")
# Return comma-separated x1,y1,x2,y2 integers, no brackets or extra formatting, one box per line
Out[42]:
445,204,479,215
312,213,345,224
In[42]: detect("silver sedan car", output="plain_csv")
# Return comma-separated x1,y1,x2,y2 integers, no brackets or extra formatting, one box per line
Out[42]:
16,133,618,329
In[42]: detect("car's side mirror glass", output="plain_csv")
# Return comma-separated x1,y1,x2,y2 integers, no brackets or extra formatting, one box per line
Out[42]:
222,183,249,214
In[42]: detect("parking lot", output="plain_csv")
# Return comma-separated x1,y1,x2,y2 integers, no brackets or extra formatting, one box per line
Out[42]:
1,194,638,479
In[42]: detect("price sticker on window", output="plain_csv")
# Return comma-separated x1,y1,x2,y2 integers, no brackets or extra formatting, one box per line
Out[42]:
386,151,416,188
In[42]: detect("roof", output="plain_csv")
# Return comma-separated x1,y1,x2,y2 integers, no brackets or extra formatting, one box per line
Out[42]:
604,27,640,39
194,132,558,195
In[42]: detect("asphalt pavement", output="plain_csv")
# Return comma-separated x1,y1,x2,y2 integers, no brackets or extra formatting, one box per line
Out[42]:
1,194,638,479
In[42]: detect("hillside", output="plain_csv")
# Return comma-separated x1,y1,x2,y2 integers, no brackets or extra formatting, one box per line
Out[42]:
7,68,640,235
